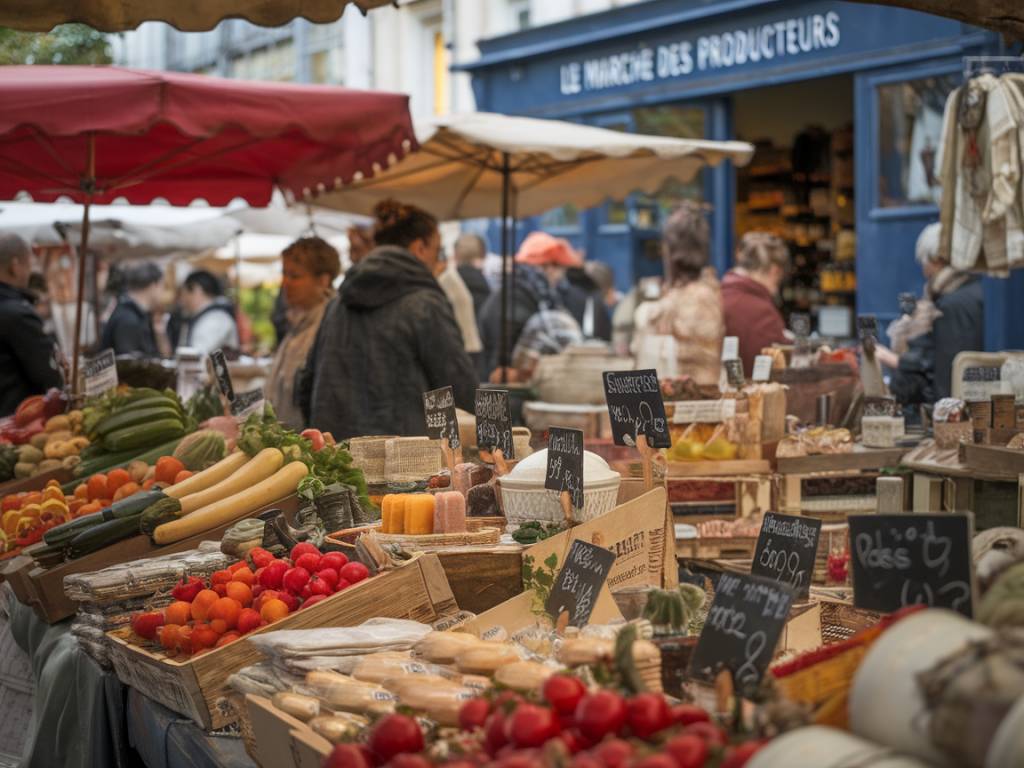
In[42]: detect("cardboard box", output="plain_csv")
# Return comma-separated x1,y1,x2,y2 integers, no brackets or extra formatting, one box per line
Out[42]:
106,554,457,730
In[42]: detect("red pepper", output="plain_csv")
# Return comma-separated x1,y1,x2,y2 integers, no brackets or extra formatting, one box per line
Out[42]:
14,396,44,428
130,611,165,641
300,429,326,451
171,576,204,603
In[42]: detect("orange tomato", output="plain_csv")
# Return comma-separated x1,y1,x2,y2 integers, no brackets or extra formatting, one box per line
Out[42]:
22,491,42,507
155,456,185,485
224,581,252,607
228,560,249,573
210,569,233,586
112,482,141,502
105,468,131,499
260,598,289,624
142,479,156,490
86,475,107,501
173,470,193,485
190,589,220,621
208,597,242,634
164,601,192,626
97,498,113,508
191,623,220,650
73,484,89,501
230,566,255,586
177,626,194,655
77,501,102,516
67,499,85,516
215,632,241,648
159,624,181,651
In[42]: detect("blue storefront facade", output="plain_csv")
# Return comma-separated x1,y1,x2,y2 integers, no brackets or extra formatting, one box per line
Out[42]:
459,0,1024,352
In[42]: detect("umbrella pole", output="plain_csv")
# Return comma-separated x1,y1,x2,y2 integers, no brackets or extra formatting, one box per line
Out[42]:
499,151,510,385
70,136,95,398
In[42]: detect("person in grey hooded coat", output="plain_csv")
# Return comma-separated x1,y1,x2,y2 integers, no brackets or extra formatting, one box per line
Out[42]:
305,200,477,439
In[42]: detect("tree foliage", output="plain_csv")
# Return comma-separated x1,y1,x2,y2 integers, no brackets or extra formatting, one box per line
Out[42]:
0,24,111,65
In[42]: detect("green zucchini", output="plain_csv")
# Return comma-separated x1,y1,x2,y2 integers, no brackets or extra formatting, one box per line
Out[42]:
43,511,105,546
67,514,142,559
139,496,183,538
96,406,184,437
99,489,168,521
119,396,183,414
101,418,185,453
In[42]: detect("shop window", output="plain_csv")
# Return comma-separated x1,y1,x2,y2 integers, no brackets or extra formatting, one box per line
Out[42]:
540,204,579,229
877,74,957,208
632,105,706,227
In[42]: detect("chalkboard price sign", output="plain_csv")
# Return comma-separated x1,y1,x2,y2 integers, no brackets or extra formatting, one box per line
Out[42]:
209,349,235,403
545,539,616,628
423,386,460,449
848,513,975,618
83,348,118,397
857,314,879,342
231,388,265,418
475,389,514,459
751,512,822,599
692,577,794,696
790,313,811,338
689,572,795,697
602,369,670,449
724,359,746,390
545,427,584,512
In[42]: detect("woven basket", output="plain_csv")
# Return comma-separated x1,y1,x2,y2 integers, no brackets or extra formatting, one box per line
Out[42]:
385,437,442,483
374,527,501,550
349,436,397,485
231,693,260,765
499,483,620,531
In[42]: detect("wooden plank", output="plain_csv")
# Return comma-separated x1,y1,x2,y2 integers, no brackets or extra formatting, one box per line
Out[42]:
245,695,308,768
676,536,757,560
106,554,456,730
0,468,73,497
960,443,1024,481
776,446,908,475
913,474,944,513
25,494,302,624
290,728,332,768
666,460,771,478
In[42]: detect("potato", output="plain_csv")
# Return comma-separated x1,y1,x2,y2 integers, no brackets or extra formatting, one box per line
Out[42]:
29,433,48,450
44,415,71,433
14,462,34,479
127,460,149,484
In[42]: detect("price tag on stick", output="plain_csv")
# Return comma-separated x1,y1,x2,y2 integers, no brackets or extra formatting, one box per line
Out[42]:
750,512,822,599
475,389,514,470
546,427,584,521
83,348,118,398
545,539,616,629
688,572,796,697
857,314,879,343
209,349,235,403
752,355,773,383
603,369,669,491
848,513,976,618
724,359,746,390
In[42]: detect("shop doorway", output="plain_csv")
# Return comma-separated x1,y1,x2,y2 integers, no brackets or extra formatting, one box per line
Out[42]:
733,74,855,338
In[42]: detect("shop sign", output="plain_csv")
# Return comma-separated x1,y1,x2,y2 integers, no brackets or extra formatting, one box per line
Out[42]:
751,512,822,599
559,11,840,95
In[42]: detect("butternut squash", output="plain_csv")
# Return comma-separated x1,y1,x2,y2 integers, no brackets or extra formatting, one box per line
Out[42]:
152,459,308,545
162,451,251,500
175,447,283,514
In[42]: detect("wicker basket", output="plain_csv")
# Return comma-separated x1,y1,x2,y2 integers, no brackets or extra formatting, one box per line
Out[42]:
348,436,396,485
384,437,442,483
231,693,261,765
934,421,973,450
500,484,620,530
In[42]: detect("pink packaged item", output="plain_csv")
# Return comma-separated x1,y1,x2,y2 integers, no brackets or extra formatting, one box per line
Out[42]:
433,491,467,534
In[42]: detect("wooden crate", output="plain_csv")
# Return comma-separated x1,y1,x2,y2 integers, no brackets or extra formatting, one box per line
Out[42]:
105,554,457,730
675,536,757,560
0,467,73,497
435,545,523,615
16,494,303,624
242,694,333,768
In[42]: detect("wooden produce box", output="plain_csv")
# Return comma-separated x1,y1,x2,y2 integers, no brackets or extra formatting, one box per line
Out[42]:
435,545,523,615
106,554,457,730
242,694,332,768
675,536,758,560
0,467,73,497
11,494,302,625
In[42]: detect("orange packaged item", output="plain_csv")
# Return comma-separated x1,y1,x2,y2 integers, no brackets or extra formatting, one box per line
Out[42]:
381,495,408,534
403,494,435,535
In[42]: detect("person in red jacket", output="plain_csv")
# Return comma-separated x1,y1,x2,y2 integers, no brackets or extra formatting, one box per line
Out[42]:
721,232,790,377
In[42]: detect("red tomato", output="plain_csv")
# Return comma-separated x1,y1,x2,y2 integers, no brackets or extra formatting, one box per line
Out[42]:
276,591,300,613
665,734,710,768
574,691,626,742
300,428,326,451
282,566,310,595
389,755,431,768
719,740,766,768
590,739,632,768
339,561,369,584
248,547,275,570
236,608,262,634
318,552,348,572
368,714,424,762
459,699,491,732
307,573,333,597
625,693,671,739
670,704,711,727
324,744,371,768
316,567,339,589
171,576,204,603
570,754,603,768
301,594,329,609
333,578,351,593
631,756,676,768
258,561,288,590
289,542,320,562
484,712,509,756
508,705,559,748
543,674,586,715
130,611,165,640
294,552,321,572
682,722,728,748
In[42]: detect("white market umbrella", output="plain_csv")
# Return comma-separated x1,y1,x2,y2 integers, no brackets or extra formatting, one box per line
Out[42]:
314,112,755,371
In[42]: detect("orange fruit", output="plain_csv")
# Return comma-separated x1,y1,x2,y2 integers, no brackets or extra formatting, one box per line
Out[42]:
112,482,141,502
260,598,289,624
164,601,192,626
215,632,241,648
224,581,253,607
173,470,193,485
78,501,102,516
155,456,185,485
230,566,255,586
190,589,219,621
191,623,220,650
73,484,89,501
105,468,131,499
159,624,181,651
228,560,249,573
208,597,242,634
210,569,233,586
177,626,194,655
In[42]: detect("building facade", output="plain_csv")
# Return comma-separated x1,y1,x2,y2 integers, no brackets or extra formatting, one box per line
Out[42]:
458,0,1024,352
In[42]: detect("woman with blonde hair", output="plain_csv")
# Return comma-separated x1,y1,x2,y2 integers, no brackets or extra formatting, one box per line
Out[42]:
265,236,341,428
721,231,790,377
632,202,724,385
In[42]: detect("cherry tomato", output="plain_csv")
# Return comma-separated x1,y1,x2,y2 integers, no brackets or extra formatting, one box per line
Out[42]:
670,704,711,727
590,739,632,768
631,757,676,768
682,721,728,748
324,743,371,768
625,693,671,739
508,704,559,748
574,691,627,742
665,734,710,768
719,740,767,768
543,674,586,715
484,712,509,756
369,714,424,763
459,698,491,732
